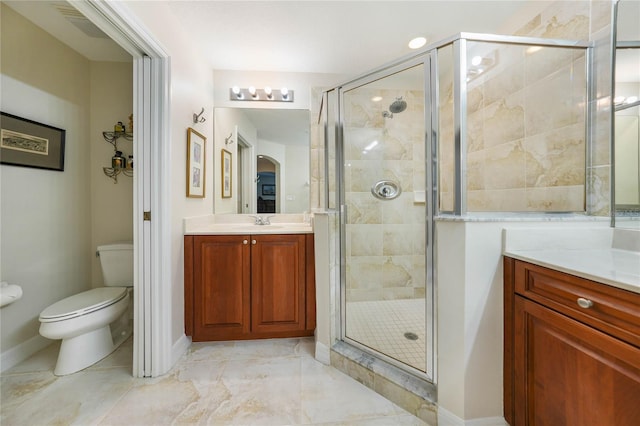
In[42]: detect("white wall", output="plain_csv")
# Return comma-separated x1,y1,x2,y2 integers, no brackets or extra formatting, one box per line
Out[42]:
436,219,610,423
89,62,133,286
117,1,215,347
284,144,310,213
1,4,92,363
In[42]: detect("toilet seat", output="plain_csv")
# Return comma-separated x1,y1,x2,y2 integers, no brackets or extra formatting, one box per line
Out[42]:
39,287,128,323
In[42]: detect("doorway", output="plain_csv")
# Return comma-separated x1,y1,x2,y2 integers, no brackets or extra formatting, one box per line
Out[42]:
74,0,172,378
257,156,279,213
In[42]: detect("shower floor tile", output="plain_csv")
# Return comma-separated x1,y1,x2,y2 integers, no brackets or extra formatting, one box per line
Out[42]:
346,298,426,371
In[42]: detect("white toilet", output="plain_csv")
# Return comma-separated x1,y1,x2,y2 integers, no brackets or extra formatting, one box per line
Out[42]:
39,243,133,376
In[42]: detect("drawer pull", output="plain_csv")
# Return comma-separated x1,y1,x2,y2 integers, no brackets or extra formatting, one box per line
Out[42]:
243,240,248,245
252,240,257,245
577,297,594,309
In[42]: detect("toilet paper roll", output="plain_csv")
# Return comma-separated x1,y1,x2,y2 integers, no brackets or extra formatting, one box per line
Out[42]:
0,282,23,308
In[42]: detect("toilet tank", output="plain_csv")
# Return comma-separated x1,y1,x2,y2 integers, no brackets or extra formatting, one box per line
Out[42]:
97,242,133,286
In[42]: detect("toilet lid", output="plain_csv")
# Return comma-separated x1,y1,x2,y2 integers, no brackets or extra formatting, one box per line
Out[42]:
40,287,128,321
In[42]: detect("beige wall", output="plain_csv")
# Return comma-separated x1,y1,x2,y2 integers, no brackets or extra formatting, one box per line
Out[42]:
89,62,133,286
1,4,92,359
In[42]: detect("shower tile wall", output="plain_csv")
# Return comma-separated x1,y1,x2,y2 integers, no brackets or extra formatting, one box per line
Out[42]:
438,0,613,215
344,88,425,301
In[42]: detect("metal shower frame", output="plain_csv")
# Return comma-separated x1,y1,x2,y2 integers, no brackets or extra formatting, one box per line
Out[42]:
323,32,592,384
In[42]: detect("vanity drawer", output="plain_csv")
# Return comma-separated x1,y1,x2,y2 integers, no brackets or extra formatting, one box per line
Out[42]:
514,260,640,348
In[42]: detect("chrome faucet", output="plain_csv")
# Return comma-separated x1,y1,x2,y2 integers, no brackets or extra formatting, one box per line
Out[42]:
263,215,275,225
250,215,275,225
250,215,265,225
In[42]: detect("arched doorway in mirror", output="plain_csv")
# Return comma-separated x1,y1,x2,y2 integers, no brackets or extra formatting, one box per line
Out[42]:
257,155,279,213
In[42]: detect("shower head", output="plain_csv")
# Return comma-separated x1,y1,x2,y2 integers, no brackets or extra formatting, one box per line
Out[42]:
388,97,407,114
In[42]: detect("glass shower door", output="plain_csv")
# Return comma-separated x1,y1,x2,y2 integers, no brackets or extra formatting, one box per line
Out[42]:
341,63,428,373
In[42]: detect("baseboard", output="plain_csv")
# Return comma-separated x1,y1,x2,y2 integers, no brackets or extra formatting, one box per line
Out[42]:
438,407,507,426
465,416,508,426
171,333,191,366
1,334,52,373
314,340,330,365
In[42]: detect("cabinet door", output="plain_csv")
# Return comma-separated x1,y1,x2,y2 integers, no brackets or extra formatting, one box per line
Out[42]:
514,296,640,426
251,234,306,335
193,235,250,341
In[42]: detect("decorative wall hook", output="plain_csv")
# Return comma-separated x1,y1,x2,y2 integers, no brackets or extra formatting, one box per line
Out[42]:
224,133,234,145
193,107,206,124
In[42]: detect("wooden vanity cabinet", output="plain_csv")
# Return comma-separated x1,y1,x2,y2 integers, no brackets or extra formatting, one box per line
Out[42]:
184,233,315,342
503,257,640,426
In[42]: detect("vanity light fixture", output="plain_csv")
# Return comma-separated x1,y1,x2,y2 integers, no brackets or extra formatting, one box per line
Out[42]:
229,86,294,102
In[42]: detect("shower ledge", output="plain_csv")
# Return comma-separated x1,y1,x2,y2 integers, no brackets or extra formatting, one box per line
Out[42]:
183,214,313,235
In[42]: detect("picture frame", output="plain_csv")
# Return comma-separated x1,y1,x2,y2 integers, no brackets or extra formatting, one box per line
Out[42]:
262,184,276,196
1,112,66,171
186,127,206,198
221,149,232,198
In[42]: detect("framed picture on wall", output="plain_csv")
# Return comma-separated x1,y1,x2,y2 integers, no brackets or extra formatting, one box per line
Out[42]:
186,127,206,198
221,149,232,198
0,112,66,171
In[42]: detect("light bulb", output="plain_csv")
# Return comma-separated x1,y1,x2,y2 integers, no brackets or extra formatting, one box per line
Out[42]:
281,87,289,99
249,86,257,97
264,86,272,96
232,86,240,95
471,56,483,66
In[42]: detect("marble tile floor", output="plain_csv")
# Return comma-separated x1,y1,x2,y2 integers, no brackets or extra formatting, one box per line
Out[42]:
1,336,428,425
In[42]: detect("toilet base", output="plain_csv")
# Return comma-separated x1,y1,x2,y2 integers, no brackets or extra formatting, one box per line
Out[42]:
54,325,115,376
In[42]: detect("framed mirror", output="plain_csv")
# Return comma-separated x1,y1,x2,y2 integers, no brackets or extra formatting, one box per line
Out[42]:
613,0,640,227
214,108,310,214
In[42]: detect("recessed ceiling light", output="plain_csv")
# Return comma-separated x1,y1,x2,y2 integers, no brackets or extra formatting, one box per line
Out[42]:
408,37,427,50
371,96,383,102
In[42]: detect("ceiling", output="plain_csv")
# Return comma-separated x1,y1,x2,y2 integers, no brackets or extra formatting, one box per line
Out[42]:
5,0,543,75
5,1,637,79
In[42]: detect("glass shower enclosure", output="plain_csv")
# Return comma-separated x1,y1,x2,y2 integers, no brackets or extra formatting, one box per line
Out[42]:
325,33,591,383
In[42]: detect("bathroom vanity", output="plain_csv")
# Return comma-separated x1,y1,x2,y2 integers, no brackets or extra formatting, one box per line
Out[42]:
183,215,315,342
502,229,640,425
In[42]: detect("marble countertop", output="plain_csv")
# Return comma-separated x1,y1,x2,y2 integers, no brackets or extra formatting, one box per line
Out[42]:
504,248,640,294
503,227,640,294
184,214,313,235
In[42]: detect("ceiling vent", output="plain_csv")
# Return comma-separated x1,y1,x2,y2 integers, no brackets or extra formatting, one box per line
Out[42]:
52,2,109,39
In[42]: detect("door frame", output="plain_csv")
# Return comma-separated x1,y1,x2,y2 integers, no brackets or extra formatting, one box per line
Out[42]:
74,0,172,377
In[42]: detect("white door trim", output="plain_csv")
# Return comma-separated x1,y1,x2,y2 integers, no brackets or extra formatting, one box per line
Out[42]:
73,0,173,377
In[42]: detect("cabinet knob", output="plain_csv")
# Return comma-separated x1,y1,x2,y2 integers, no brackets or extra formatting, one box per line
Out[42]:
243,240,248,245
577,297,594,309
252,240,257,245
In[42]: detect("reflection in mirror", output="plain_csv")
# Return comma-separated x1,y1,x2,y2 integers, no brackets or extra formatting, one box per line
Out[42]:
214,108,310,214
614,0,640,228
